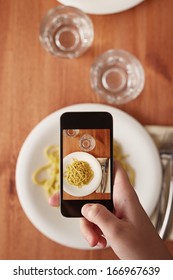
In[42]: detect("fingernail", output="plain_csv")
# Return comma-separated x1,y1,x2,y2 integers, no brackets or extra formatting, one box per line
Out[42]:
86,235,93,246
97,242,103,248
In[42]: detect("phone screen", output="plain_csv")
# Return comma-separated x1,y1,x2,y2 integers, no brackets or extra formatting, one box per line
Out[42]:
60,112,113,217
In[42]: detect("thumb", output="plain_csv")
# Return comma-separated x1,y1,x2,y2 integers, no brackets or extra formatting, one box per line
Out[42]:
81,203,120,241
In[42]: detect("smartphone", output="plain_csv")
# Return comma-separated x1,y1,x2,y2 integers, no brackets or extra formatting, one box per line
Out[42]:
60,111,113,217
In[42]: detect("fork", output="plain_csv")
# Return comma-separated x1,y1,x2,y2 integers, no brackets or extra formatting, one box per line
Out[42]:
100,158,109,193
156,132,173,239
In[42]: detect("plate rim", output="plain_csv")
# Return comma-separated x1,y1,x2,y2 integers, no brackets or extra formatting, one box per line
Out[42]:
57,0,144,15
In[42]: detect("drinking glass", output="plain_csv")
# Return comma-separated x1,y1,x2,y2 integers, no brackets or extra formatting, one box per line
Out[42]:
64,129,79,137
79,134,96,152
39,6,94,58
90,49,145,104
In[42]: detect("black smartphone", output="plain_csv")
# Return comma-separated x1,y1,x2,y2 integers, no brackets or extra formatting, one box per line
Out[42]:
60,111,113,217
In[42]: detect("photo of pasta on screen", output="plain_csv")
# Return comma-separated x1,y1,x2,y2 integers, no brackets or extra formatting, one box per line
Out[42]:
64,158,94,187
32,140,134,201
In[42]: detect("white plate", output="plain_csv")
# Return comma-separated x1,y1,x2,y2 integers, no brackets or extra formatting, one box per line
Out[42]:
16,103,162,249
63,152,102,197
57,0,144,15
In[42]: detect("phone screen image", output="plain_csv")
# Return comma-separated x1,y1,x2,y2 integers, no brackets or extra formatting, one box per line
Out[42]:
60,112,113,217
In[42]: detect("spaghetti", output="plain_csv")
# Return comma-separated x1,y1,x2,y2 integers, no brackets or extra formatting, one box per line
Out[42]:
113,140,135,185
64,159,94,187
32,145,60,197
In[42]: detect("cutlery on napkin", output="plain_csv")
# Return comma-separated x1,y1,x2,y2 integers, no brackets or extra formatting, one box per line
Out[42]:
145,125,173,240
96,158,110,193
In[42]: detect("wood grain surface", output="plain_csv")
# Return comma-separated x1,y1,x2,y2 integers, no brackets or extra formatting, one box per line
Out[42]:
0,0,173,259
63,129,110,158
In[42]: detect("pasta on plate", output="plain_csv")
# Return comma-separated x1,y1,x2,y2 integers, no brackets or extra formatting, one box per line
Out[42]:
64,159,94,187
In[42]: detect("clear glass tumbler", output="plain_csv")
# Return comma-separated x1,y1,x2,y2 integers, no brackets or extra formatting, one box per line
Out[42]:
64,129,79,137
79,134,96,152
39,6,94,58
90,49,145,104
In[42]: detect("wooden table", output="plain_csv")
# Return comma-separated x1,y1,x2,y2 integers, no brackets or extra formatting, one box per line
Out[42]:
0,0,173,259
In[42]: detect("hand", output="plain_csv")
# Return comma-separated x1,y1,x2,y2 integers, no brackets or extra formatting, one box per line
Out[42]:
48,162,172,260
80,161,172,260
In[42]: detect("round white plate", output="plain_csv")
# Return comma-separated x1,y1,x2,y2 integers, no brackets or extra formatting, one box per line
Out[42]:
63,152,102,197
16,103,162,249
57,0,144,15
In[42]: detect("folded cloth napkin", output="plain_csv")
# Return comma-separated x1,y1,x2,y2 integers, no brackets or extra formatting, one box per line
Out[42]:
145,125,173,240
